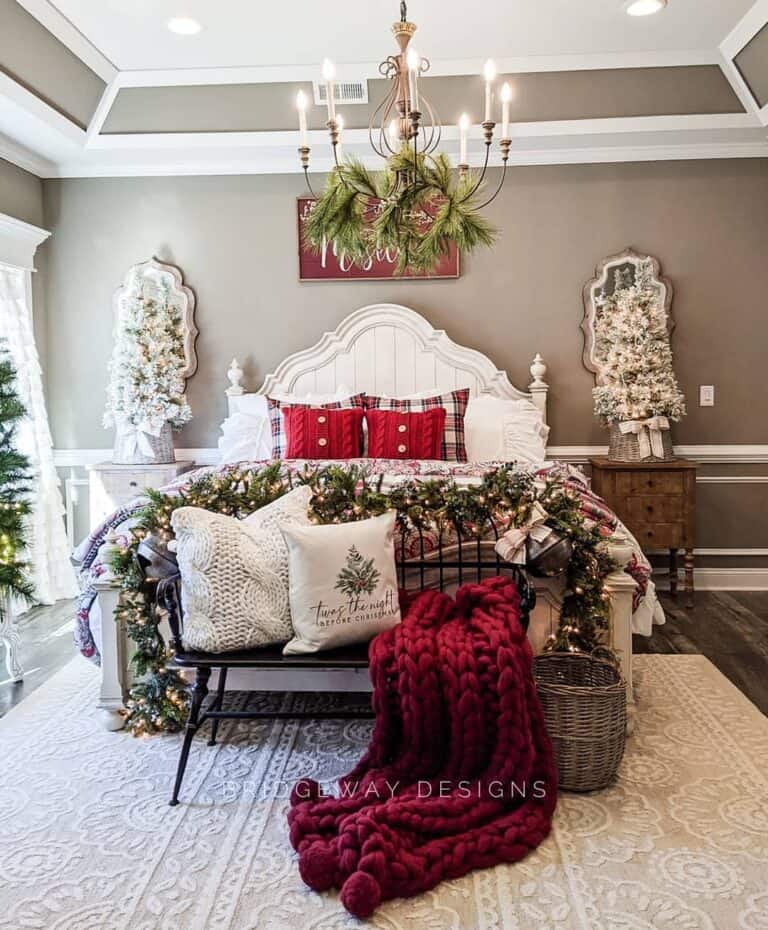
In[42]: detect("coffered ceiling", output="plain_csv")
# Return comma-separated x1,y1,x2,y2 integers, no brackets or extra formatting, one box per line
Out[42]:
38,0,759,69
0,0,766,178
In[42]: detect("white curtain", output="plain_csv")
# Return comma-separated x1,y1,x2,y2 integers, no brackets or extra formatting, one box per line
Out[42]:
0,263,78,605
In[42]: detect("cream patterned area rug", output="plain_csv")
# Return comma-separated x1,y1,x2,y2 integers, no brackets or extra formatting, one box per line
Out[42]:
1,654,766,930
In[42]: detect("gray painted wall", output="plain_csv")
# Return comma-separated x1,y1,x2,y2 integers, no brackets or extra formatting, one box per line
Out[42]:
0,156,44,227
40,160,768,550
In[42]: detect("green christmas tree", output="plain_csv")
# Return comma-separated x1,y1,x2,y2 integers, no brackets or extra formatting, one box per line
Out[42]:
335,545,380,598
0,351,33,616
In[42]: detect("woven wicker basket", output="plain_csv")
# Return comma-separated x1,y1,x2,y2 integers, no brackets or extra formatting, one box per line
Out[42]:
113,422,175,465
533,651,627,792
607,421,674,463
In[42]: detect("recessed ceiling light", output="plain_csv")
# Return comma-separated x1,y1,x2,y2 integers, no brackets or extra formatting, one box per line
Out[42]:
624,0,667,15
167,17,202,35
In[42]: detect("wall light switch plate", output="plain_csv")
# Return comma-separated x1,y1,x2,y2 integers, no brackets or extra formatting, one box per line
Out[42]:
699,385,715,407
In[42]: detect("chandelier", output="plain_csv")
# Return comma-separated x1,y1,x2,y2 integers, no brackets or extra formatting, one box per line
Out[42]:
295,2,513,274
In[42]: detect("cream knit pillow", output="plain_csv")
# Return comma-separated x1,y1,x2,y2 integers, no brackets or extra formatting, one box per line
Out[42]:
281,511,401,655
172,485,312,652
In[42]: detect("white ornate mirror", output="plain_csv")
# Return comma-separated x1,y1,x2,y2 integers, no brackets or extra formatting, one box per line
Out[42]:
113,257,198,379
581,247,674,384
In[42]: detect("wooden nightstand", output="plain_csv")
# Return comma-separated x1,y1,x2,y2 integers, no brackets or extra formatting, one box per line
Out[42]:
590,457,696,606
88,461,196,531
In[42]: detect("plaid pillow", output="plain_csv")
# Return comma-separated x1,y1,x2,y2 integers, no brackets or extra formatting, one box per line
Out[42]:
267,393,366,459
363,388,470,461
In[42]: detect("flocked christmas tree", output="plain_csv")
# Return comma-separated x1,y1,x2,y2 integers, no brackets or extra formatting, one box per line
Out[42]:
104,273,192,453
0,351,33,617
592,260,686,424
335,545,381,598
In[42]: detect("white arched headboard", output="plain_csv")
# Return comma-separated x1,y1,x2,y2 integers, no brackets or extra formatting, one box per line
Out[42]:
226,303,549,422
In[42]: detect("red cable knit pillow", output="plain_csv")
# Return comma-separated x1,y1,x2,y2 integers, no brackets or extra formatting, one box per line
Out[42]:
366,408,446,460
364,388,470,461
283,406,364,460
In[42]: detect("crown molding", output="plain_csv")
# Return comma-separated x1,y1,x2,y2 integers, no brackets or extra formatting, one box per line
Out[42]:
719,0,768,124
0,212,51,271
14,0,117,81
0,132,56,177
0,72,86,146
720,0,768,59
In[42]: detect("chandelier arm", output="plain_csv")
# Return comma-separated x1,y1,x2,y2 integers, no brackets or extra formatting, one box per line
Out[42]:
370,79,400,157
419,93,440,154
475,160,509,210
303,167,318,200
459,145,492,203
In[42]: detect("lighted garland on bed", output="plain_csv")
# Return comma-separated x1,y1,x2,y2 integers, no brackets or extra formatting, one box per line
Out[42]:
110,462,616,736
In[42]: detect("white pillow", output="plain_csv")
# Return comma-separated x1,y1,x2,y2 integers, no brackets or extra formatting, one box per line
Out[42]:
281,512,401,655
218,411,272,463
465,395,549,465
224,385,355,458
172,486,313,652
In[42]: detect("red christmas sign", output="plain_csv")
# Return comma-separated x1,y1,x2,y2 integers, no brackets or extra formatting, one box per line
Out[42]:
297,197,460,281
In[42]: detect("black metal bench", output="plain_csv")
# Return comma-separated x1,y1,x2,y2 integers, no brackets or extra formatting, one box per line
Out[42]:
161,529,534,806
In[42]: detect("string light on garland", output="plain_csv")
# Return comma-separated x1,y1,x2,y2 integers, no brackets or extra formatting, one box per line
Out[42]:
109,462,617,735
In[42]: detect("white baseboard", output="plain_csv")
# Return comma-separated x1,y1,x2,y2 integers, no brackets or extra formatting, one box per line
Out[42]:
654,567,768,591
546,444,768,464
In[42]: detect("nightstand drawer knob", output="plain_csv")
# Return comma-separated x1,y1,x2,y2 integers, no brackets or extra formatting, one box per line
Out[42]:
129,480,138,488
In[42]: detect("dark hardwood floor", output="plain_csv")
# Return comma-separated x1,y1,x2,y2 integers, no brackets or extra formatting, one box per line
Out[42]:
1,592,766,719
634,591,768,715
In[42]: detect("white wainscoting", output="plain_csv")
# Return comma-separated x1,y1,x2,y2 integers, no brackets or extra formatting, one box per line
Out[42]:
54,444,768,469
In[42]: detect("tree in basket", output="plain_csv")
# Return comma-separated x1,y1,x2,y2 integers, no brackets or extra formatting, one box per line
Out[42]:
104,274,191,464
592,260,686,462
0,351,33,680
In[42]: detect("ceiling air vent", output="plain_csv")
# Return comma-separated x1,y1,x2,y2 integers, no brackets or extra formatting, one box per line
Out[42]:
313,80,369,106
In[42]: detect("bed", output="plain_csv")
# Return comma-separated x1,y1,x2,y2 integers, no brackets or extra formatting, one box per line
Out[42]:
77,303,663,730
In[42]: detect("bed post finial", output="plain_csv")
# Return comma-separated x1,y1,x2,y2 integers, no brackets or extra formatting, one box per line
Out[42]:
226,358,244,396
529,353,549,424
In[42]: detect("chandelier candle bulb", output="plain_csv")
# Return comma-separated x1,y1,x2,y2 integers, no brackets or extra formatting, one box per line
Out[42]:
388,118,399,149
459,112,470,166
335,114,344,160
322,58,336,120
501,82,512,139
406,47,420,112
296,90,308,148
483,59,496,123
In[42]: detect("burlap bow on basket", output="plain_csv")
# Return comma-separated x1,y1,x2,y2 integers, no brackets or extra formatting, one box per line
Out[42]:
118,421,161,460
619,415,670,459
494,500,554,564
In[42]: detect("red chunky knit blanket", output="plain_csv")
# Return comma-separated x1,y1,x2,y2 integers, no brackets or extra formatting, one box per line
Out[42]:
287,576,558,918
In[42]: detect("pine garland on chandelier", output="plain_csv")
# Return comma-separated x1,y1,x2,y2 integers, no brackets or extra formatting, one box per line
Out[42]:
109,463,617,736
296,1,514,275
303,151,496,276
